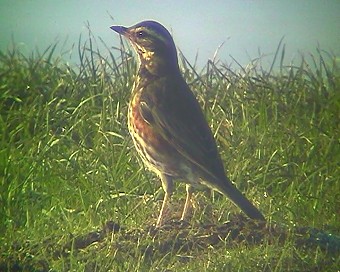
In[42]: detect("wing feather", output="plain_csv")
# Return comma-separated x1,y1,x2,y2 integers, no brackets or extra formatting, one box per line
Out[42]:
139,75,226,182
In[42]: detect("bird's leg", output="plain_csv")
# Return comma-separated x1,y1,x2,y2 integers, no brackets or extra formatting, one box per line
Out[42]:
156,174,173,227
181,184,194,221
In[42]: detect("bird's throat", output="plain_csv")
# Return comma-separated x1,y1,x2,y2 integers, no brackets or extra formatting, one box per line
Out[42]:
139,54,179,77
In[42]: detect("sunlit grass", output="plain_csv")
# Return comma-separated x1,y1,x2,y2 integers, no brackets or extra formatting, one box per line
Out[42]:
0,35,339,271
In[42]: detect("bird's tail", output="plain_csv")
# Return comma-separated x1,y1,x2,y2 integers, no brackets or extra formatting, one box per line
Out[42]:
216,178,266,221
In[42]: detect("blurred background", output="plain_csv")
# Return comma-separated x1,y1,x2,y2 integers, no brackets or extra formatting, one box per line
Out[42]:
1,0,339,69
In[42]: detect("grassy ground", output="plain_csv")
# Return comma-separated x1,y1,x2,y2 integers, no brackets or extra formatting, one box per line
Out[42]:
0,37,339,271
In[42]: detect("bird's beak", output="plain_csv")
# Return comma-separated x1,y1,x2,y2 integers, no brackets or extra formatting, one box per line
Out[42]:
110,25,128,36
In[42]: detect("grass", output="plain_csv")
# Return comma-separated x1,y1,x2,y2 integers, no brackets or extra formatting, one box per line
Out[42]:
0,34,339,271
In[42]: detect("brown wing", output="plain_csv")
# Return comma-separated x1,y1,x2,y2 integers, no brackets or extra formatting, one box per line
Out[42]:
140,75,226,184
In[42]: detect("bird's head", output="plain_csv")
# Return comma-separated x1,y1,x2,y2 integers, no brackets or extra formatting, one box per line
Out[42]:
110,20,179,75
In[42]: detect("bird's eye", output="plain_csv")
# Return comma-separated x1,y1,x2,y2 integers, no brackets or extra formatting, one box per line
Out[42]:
137,30,145,37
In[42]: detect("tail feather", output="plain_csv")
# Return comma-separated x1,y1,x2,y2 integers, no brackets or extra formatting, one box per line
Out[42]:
217,178,266,221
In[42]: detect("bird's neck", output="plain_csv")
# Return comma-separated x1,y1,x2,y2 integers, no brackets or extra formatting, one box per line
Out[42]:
138,51,179,77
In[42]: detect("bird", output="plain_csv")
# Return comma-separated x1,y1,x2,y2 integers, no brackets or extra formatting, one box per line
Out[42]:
110,20,265,227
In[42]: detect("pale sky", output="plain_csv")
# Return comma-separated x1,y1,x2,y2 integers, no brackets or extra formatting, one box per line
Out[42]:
0,0,339,68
